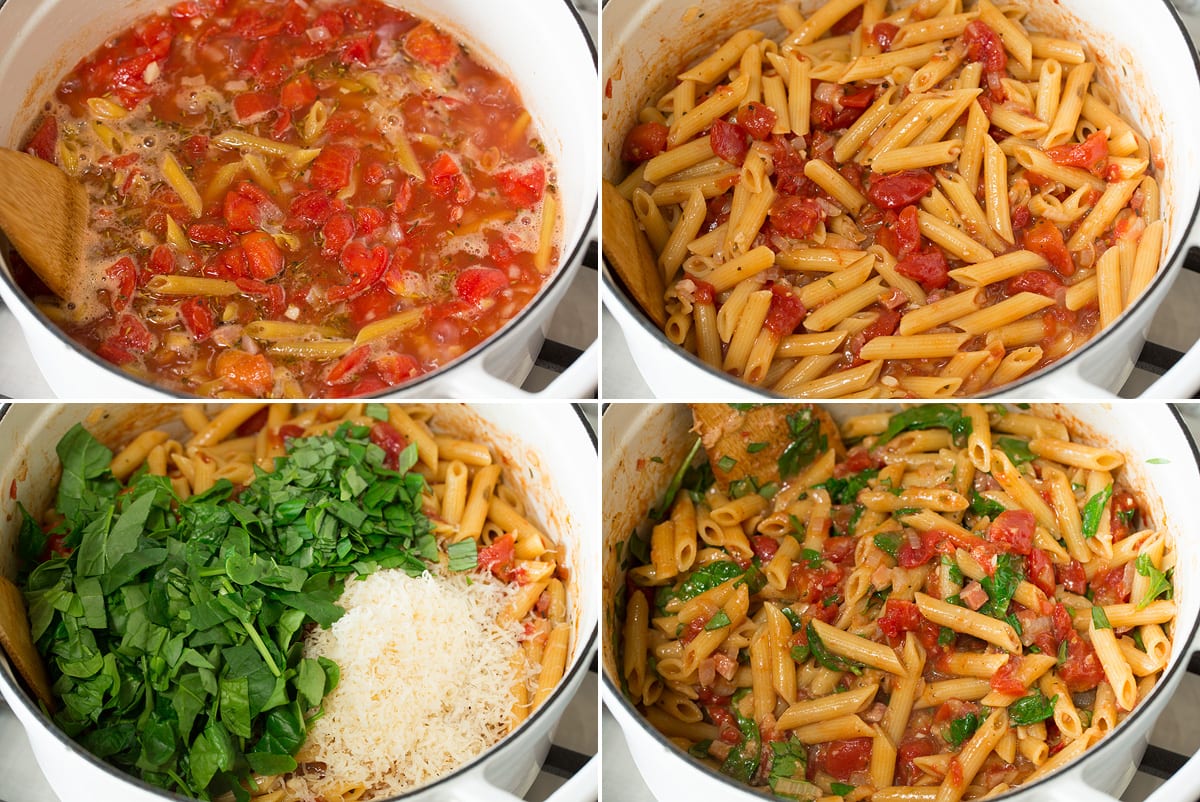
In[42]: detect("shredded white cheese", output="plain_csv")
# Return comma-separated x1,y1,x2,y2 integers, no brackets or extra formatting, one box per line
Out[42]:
295,568,524,800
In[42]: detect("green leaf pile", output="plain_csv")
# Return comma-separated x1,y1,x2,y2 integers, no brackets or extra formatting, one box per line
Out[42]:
22,421,454,800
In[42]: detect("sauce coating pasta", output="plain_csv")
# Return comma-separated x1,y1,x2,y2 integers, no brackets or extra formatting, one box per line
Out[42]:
15,0,560,398
617,403,1175,800
607,0,1161,397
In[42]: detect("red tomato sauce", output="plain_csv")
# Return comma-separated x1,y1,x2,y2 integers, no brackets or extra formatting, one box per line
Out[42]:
15,0,560,397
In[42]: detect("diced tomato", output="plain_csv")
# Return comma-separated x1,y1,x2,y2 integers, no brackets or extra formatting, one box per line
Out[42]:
328,243,390,302
369,420,409,469
987,509,1035,555
734,102,777,140
234,278,285,317
1022,220,1074,277
789,561,844,604
354,206,387,235
770,196,826,239
320,212,356,258
872,22,900,51
1006,269,1064,298
876,205,923,260
25,116,58,163
811,98,868,132
392,175,414,217
240,232,284,279
897,530,940,568
831,5,865,35
896,249,950,290
478,532,516,580
963,21,1008,73
232,90,277,124
181,134,209,165
375,353,420,385
309,144,360,191
692,280,717,305
180,296,213,340
621,122,669,163
1012,203,1032,231
1110,490,1140,541
223,186,262,232
991,656,1027,695
878,599,922,644
710,117,750,166
347,285,395,328
280,73,318,110
455,266,509,306
494,163,545,208
811,738,872,782
837,448,881,476
427,152,472,203
404,20,457,67
707,705,742,744
869,171,936,210
287,190,336,229
841,87,876,110
326,344,371,385
1056,560,1088,595
1046,131,1110,174
488,234,518,268
1058,632,1106,692
1093,565,1132,607
188,222,234,246
764,284,806,335
105,257,138,312
338,33,375,66
751,535,780,562
215,349,273,396
897,736,937,785
1028,547,1056,597
147,244,175,276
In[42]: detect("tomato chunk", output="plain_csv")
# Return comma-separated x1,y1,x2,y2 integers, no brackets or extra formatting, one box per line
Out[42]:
215,350,274,396
241,232,284,279
811,738,872,782
1058,632,1106,692
455,266,509,306
280,73,318,110
1006,269,1064,298
877,599,921,644
26,116,58,163
896,249,949,290
872,22,900,51
734,102,777,141
621,122,669,163
764,284,805,335
404,21,457,67
710,118,750,166
232,90,277,124
987,509,1035,555
868,171,936,210
478,532,516,580
1046,131,1109,174
1022,220,1074,277
180,296,213,340
494,163,545,209
770,196,826,239
369,421,409,469
309,144,360,191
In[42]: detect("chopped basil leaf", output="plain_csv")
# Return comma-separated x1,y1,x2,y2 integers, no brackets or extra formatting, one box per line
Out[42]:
768,735,809,795
874,532,902,559
995,437,1035,465
1009,692,1057,726
717,456,738,472
817,469,879,506
650,456,664,464
729,477,757,499
847,505,865,536
1146,457,1170,465
938,626,956,647
781,607,804,631
894,507,922,518
875,405,973,448
650,437,704,520
806,622,864,676
364,403,389,421
831,782,855,797
779,411,827,479
729,403,758,412
946,712,982,748
446,538,478,571
980,554,1023,619
1092,606,1112,630
940,554,964,586
758,481,781,500
790,643,811,663
675,562,744,603
1134,554,1173,609
689,739,712,759
969,489,1006,519
1081,485,1113,539
801,548,823,568
706,610,732,631
823,594,842,608
721,688,761,783
747,442,768,454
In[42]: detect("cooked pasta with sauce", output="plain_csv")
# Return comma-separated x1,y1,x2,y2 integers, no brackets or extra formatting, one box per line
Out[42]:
617,403,1175,800
14,0,560,397
605,0,1162,397
16,403,569,801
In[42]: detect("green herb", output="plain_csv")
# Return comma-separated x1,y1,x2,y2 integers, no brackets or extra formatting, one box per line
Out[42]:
758,481,780,500
846,505,865,536
874,532,902,559
1092,606,1112,630
946,594,964,607
875,405,972,448
995,437,1035,465
867,586,891,610
729,403,758,412
817,469,879,506
1006,612,1023,637
823,594,842,608
1134,554,1173,609
781,607,804,631
788,514,805,539
718,456,738,472
735,565,767,595
989,404,1009,417
947,712,982,748
980,554,1023,619
729,478,757,499
446,539,478,572
674,562,743,604
790,643,811,663
650,437,704,520
893,507,921,518
364,403,389,421
650,456,664,464
940,555,964,586
768,735,808,795
1117,508,1136,526
806,622,864,676
1147,457,1170,465
1132,629,1146,651
1057,639,1069,665
801,549,824,569
721,688,761,783
688,739,712,759
24,422,442,800
747,442,768,454
938,626,956,647
1081,485,1113,539
779,411,827,479
969,489,1006,520
705,610,732,631
831,782,855,796
1016,403,1031,410
1009,692,1057,726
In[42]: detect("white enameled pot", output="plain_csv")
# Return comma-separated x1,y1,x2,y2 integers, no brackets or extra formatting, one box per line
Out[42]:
0,0,599,400
601,0,1200,400
602,402,1200,802
0,403,600,802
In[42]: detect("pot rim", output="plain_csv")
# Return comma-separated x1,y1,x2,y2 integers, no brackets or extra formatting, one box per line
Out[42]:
600,0,1200,398
0,0,599,400
600,402,1200,801
0,401,601,801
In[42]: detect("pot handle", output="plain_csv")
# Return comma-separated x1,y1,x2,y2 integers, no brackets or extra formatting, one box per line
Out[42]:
1141,342,1200,399
445,756,597,802
439,340,598,399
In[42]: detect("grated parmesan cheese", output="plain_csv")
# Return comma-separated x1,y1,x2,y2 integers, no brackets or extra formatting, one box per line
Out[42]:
294,568,526,800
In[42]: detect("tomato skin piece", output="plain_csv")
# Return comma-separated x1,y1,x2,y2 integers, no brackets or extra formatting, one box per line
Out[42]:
369,421,409,468
320,212,356,258
878,599,921,644
710,118,750,166
1022,220,1075,277
328,243,390,302
1058,632,1106,692
26,116,58,163
621,122,669,163
770,196,826,239
896,249,950,290
734,102,777,140
963,20,1007,73
811,738,873,782
309,144,360,191
872,22,900,51
326,344,371,385
455,266,509,306
1056,560,1088,595
987,509,1036,555
1046,131,1109,174
215,349,274,397
1006,269,1064,298
404,21,457,67
279,73,317,110
180,296,214,340
764,284,805,335
241,232,284,279
869,171,936,210
105,257,138,312
1028,547,1057,597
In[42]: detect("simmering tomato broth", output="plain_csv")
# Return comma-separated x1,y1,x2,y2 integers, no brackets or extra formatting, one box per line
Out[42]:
13,0,561,397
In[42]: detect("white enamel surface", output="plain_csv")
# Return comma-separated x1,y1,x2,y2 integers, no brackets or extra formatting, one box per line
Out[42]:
0,0,597,399
601,0,1200,399
602,403,1200,802
0,403,599,801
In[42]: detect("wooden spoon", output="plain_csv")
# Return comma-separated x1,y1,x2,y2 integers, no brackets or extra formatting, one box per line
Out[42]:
601,180,666,327
0,147,89,315
0,575,55,710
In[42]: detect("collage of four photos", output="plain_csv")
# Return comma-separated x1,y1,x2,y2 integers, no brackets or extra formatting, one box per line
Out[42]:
1,1,1200,802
